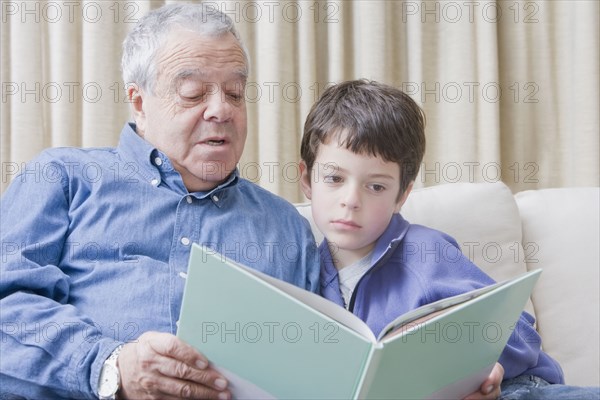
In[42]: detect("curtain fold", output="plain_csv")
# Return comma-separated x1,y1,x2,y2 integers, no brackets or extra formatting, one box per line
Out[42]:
1,0,598,201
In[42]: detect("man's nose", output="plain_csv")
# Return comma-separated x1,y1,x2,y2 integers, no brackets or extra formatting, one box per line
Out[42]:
203,88,234,122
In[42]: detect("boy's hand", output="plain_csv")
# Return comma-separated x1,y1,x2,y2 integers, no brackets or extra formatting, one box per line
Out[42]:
463,362,504,400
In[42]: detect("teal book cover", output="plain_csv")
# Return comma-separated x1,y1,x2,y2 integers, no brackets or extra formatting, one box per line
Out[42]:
177,244,541,399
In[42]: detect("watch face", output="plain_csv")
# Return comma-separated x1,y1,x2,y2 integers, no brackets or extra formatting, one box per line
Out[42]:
98,364,119,397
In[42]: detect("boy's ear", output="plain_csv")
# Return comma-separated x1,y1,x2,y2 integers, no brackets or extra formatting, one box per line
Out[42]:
299,160,312,200
394,181,414,213
127,84,147,135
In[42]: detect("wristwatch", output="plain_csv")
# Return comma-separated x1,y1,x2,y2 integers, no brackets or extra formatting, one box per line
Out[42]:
98,344,123,400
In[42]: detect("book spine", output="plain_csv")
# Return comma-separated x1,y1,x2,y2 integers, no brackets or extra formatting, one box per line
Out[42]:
354,343,383,399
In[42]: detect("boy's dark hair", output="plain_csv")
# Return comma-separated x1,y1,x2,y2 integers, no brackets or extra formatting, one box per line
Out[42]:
301,79,426,194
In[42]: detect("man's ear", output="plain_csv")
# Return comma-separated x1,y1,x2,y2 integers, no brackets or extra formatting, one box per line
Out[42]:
127,84,146,135
299,160,312,200
394,181,414,213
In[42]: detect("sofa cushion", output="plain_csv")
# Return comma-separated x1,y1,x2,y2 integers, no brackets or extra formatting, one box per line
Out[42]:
515,187,600,386
297,181,529,286
401,182,529,285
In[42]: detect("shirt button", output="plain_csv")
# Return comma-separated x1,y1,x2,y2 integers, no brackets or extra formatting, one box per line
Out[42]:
186,196,193,204
151,178,159,186
181,237,190,246
212,194,219,202
154,157,163,166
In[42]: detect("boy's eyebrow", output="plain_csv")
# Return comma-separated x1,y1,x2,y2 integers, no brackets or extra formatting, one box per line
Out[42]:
366,173,396,180
320,165,396,181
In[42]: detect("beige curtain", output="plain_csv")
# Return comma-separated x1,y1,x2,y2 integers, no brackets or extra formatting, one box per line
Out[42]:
2,0,598,202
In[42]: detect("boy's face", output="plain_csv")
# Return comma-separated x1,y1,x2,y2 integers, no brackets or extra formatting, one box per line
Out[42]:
300,138,412,269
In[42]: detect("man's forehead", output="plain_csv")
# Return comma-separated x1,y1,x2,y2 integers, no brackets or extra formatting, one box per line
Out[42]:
157,30,248,79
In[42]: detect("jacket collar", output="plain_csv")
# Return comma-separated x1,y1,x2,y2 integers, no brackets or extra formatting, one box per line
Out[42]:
370,213,411,267
319,213,411,293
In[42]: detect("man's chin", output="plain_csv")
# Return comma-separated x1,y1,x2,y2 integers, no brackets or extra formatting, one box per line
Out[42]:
182,162,236,191
197,161,235,180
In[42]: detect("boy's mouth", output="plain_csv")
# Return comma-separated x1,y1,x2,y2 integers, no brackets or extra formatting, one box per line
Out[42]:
331,219,361,229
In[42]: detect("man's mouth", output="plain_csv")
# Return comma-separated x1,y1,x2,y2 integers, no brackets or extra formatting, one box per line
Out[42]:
206,139,226,146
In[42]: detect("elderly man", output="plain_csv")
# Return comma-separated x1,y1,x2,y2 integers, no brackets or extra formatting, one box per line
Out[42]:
0,4,319,399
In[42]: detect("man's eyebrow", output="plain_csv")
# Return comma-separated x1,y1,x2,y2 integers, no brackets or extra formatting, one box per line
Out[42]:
173,69,248,83
174,70,201,81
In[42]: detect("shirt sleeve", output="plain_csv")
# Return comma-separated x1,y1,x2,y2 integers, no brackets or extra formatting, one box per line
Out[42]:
0,154,120,399
405,228,563,383
439,237,564,383
438,237,560,382
500,312,564,383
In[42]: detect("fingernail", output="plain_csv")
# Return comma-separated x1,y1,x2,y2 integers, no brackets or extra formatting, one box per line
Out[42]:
218,392,230,400
485,385,494,394
215,378,228,390
196,359,208,369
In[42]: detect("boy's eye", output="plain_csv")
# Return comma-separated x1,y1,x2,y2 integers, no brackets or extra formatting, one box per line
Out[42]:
370,184,386,192
323,175,342,184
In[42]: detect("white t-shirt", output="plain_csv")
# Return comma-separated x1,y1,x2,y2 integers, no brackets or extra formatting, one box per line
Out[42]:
337,252,373,309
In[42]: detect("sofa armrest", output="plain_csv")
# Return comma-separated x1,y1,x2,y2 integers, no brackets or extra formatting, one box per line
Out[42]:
515,187,600,386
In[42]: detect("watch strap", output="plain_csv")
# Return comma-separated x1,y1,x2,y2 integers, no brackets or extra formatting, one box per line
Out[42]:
98,344,123,400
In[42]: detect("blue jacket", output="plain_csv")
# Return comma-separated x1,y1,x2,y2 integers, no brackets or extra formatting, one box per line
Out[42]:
320,214,564,383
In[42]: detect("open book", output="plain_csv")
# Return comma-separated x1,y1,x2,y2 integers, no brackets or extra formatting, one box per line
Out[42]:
177,244,541,400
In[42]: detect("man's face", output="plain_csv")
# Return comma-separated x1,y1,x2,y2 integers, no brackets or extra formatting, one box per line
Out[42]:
132,30,248,192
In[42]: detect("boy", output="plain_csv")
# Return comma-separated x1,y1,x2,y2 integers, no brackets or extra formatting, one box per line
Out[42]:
299,79,599,399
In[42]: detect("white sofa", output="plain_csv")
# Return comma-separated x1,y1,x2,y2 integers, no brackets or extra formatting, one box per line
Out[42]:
295,182,600,387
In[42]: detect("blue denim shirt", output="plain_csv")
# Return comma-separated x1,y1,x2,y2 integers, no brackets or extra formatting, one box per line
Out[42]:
0,123,319,399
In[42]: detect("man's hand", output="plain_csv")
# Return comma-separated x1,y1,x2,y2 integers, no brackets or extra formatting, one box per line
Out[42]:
117,332,230,399
463,362,504,400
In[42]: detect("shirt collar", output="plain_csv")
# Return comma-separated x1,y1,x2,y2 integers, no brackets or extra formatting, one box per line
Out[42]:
193,170,239,208
117,123,239,200
117,122,159,184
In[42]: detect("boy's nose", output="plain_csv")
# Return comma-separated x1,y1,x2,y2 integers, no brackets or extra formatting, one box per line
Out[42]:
341,187,361,210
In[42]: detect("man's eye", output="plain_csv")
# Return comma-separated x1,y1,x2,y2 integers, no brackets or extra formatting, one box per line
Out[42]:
227,93,244,102
180,92,205,101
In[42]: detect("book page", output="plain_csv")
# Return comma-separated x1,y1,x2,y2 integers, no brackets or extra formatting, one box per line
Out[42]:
179,245,376,399
360,270,541,399
377,282,502,341
213,365,276,400
239,262,376,341
427,363,495,400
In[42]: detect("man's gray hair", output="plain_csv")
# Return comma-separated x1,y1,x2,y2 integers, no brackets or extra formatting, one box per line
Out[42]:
122,3,249,94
